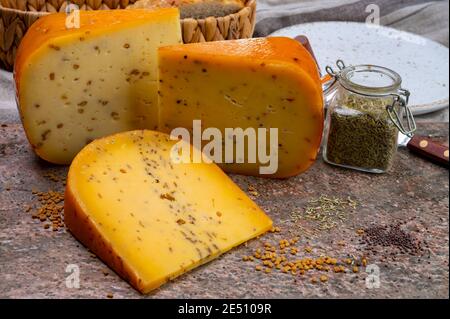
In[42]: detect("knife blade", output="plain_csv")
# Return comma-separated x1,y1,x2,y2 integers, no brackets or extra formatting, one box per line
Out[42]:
398,133,449,167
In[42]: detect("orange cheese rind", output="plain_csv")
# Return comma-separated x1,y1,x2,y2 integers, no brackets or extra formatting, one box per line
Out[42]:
158,37,324,178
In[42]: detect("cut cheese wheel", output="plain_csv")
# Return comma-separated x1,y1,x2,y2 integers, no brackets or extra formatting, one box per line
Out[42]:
158,37,324,178
64,130,273,293
15,9,182,164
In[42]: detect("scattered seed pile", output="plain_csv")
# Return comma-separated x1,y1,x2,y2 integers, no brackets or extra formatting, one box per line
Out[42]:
28,190,65,231
43,172,66,185
243,232,368,284
23,170,67,231
247,185,259,197
361,223,423,255
291,195,358,234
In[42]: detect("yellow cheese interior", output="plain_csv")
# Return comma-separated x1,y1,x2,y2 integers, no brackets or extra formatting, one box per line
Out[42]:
17,9,181,164
66,130,272,293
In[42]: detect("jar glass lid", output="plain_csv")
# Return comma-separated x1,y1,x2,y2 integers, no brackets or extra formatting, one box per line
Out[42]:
340,65,402,96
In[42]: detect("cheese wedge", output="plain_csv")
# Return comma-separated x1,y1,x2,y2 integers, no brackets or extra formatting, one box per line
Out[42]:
64,130,272,293
15,9,182,164
158,37,324,178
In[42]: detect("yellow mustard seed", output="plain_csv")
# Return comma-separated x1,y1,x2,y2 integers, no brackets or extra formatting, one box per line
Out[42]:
362,258,368,267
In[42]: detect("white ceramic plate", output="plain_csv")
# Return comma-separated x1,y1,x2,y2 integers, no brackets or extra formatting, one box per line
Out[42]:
270,22,449,115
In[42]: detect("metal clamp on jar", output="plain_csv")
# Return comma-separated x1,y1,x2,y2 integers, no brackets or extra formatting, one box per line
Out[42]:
322,60,416,173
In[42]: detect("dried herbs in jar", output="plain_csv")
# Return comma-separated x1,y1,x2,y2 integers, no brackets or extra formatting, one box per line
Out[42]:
322,62,416,173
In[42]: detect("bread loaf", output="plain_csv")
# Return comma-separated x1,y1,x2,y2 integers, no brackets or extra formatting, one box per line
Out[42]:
130,0,245,19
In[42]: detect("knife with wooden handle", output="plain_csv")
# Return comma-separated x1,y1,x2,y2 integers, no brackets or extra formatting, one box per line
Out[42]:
295,35,321,75
399,134,449,167
295,34,449,168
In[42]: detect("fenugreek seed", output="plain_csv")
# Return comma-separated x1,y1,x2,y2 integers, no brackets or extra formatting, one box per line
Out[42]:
255,265,262,271
320,275,328,283
353,266,359,273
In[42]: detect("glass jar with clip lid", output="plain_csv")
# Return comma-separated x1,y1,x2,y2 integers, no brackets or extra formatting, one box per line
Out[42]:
322,60,417,173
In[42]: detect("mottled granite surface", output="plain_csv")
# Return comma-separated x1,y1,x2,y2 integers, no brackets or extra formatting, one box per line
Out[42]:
0,123,448,299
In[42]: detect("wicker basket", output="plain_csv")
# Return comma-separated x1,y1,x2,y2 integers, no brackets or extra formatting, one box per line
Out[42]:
0,0,256,71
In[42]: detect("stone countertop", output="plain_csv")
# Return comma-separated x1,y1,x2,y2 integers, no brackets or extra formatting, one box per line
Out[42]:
0,122,448,299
